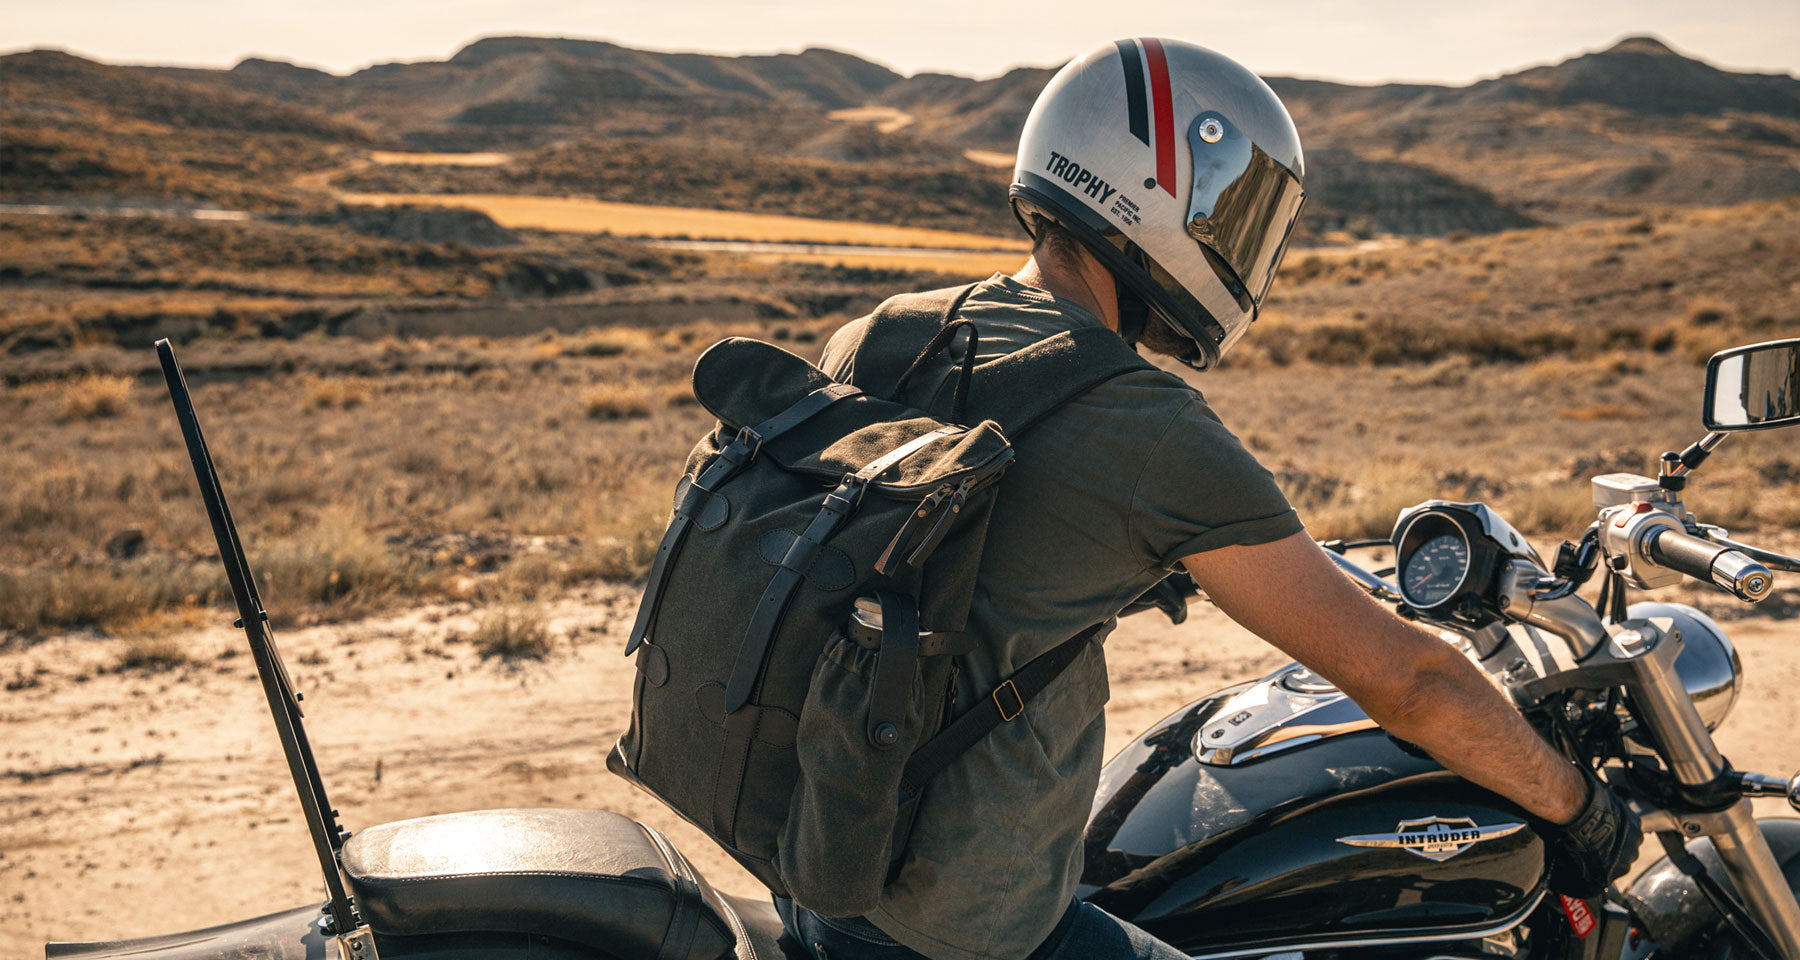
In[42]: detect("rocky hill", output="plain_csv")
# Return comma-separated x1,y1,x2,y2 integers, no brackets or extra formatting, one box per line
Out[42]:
3,35,1797,235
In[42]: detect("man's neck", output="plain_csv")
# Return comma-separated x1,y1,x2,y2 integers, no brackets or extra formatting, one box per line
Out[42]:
1012,249,1120,333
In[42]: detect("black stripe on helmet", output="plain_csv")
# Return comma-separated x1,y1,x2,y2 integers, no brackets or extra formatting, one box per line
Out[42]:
1114,39,1150,147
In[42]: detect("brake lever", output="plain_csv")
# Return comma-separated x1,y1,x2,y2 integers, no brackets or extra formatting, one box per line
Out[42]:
1695,524,1800,573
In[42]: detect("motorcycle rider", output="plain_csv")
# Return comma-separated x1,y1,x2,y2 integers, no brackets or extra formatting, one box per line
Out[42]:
786,39,1641,960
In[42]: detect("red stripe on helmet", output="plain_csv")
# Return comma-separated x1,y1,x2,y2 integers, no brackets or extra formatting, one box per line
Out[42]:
1141,38,1176,197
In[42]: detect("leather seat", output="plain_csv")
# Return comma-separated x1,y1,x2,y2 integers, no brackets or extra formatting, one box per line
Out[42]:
341,808,737,959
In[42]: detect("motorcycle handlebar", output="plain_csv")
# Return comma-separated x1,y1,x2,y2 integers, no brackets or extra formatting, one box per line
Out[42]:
1647,527,1775,602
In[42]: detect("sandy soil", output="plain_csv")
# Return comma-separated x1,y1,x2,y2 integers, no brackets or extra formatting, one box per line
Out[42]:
5,585,1798,956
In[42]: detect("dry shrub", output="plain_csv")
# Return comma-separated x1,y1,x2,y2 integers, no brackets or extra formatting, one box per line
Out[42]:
563,331,636,358
584,382,654,420
467,603,552,660
1685,297,1733,327
60,374,134,420
1292,461,1439,541
253,513,409,623
496,552,566,598
303,376,371,410
116,634,189,671
0,558,219,636
664,382,698,407
1557,404,1640,422
1493,484,1595,538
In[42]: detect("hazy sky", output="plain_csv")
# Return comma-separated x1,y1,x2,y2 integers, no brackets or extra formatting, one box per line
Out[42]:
6,0,1798,84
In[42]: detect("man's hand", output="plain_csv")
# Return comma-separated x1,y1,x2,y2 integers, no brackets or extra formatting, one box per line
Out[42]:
1542,770,1643,899
1181,532,1589,825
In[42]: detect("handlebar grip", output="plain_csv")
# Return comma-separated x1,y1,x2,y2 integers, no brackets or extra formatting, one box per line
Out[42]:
1647,527,1775,601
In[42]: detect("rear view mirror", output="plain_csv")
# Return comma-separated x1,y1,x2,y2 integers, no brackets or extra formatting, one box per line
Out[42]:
1705,338,1800,432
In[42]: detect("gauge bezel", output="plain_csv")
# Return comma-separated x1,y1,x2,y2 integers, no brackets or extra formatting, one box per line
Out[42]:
1392,508,1491,616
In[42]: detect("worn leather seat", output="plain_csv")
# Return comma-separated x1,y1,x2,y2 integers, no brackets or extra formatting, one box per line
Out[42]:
341,808,739,959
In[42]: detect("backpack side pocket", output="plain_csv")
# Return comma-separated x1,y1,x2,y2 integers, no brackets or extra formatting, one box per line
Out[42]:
778,628,952,917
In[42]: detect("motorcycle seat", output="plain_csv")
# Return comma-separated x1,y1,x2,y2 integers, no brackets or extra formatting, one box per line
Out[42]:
341,808,739,959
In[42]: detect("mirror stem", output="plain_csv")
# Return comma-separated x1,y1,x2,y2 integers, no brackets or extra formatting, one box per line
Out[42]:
1668,431,1729,480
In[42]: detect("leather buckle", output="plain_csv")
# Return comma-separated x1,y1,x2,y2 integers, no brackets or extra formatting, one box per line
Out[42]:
735,425,764,458
993,680,1024,722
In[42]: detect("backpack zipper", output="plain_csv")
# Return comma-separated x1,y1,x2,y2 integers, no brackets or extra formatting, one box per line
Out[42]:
874,482,957,576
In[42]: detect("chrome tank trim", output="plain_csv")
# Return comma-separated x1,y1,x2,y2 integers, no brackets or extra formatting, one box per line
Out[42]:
1192,664,1376,766
1184,889,1545,959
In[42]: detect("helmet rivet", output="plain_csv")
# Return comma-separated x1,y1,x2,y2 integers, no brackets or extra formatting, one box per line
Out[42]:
1143,177,1157,190
1198,117,1225,143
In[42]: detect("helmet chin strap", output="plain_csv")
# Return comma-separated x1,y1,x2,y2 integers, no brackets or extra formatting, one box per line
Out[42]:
1114,276,1149,348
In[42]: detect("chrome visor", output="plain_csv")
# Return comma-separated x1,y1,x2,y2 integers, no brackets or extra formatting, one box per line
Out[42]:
1185,111,1306,306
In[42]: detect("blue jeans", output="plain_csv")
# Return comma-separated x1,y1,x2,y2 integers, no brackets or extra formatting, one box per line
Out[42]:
774,897,1187,960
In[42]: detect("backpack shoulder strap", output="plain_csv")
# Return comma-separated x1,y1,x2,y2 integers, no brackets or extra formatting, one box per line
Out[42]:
849,283,981,399
851,283,1156,437
899,621,1109,800
966,325,1151,437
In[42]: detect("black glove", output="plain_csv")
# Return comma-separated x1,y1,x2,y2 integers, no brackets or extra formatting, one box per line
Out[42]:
1120,572,1201,624
1541,768,1642,900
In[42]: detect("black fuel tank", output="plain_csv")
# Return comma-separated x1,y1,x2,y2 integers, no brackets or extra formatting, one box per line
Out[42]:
1080,666,1546,956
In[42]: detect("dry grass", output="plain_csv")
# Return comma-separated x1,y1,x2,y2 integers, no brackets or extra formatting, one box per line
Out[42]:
1557,404,1641,422
252,513,411,622
584,381,655,421
4,198,1796,644
465,603,553,661
60,374,135,420
368,151,512,167
335,192,1027,250
560,331,639,358
115,634,189,671
302,376,371,410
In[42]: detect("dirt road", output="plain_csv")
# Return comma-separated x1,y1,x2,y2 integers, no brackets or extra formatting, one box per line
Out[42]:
5,587,1797,955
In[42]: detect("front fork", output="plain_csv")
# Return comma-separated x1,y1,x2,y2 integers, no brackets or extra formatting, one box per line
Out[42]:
1600,618,1800,958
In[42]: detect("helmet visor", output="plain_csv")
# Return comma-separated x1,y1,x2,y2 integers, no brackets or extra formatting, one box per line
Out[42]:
1185,111,1306,306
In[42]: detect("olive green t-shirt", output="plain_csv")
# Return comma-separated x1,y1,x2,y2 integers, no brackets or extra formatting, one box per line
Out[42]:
818,274,1302,960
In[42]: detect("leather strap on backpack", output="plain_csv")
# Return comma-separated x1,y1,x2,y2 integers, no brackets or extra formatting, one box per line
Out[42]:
866,590,922,750
898,622,1108,799
625,382,862,657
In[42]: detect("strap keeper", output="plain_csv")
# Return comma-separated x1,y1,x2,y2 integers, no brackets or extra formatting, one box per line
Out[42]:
993,680,1024,722
821,479,867,517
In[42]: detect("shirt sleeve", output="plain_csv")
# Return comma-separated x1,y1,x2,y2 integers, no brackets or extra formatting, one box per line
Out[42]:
1129,396,1304,569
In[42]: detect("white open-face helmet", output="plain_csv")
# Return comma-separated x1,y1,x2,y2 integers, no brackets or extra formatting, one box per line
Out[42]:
1010,39,1306,368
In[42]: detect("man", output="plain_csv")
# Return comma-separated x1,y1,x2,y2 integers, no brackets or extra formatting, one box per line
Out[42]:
780,39,1638,960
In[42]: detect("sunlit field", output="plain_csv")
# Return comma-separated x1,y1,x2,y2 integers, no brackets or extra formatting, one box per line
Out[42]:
336,191,1030,249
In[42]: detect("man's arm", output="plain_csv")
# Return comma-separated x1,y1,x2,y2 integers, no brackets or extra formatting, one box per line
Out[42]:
1181,531,1587,825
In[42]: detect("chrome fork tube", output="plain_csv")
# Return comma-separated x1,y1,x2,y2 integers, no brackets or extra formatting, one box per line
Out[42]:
1624,621,1800,958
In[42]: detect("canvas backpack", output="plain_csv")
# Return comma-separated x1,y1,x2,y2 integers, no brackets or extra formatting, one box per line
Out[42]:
608,283,1151,916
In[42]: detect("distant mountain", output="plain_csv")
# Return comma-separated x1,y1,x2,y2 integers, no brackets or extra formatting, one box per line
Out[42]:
0,48,366,139
3,34,1798,232
1270,37,1800,217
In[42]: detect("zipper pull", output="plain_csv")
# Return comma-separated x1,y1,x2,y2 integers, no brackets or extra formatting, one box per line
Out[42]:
906,479,974,568
874,484,954,577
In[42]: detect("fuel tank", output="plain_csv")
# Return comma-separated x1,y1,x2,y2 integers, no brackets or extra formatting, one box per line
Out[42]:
1079,664,1547,956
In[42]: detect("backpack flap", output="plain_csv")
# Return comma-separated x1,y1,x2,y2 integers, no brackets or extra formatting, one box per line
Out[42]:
693,337,838,427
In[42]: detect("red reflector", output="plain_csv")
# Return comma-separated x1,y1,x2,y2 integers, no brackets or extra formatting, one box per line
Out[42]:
1559,894,1596,938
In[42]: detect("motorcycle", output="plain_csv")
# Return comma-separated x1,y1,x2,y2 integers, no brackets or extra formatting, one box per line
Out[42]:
46,337,1800,960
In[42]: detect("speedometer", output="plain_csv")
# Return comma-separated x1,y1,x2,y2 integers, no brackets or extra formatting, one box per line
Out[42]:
1401,534,1469,606
1391,506,1499,618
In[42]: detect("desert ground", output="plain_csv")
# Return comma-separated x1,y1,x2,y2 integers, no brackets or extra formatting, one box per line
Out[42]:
6,573,1800,955
6,30,1800,958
